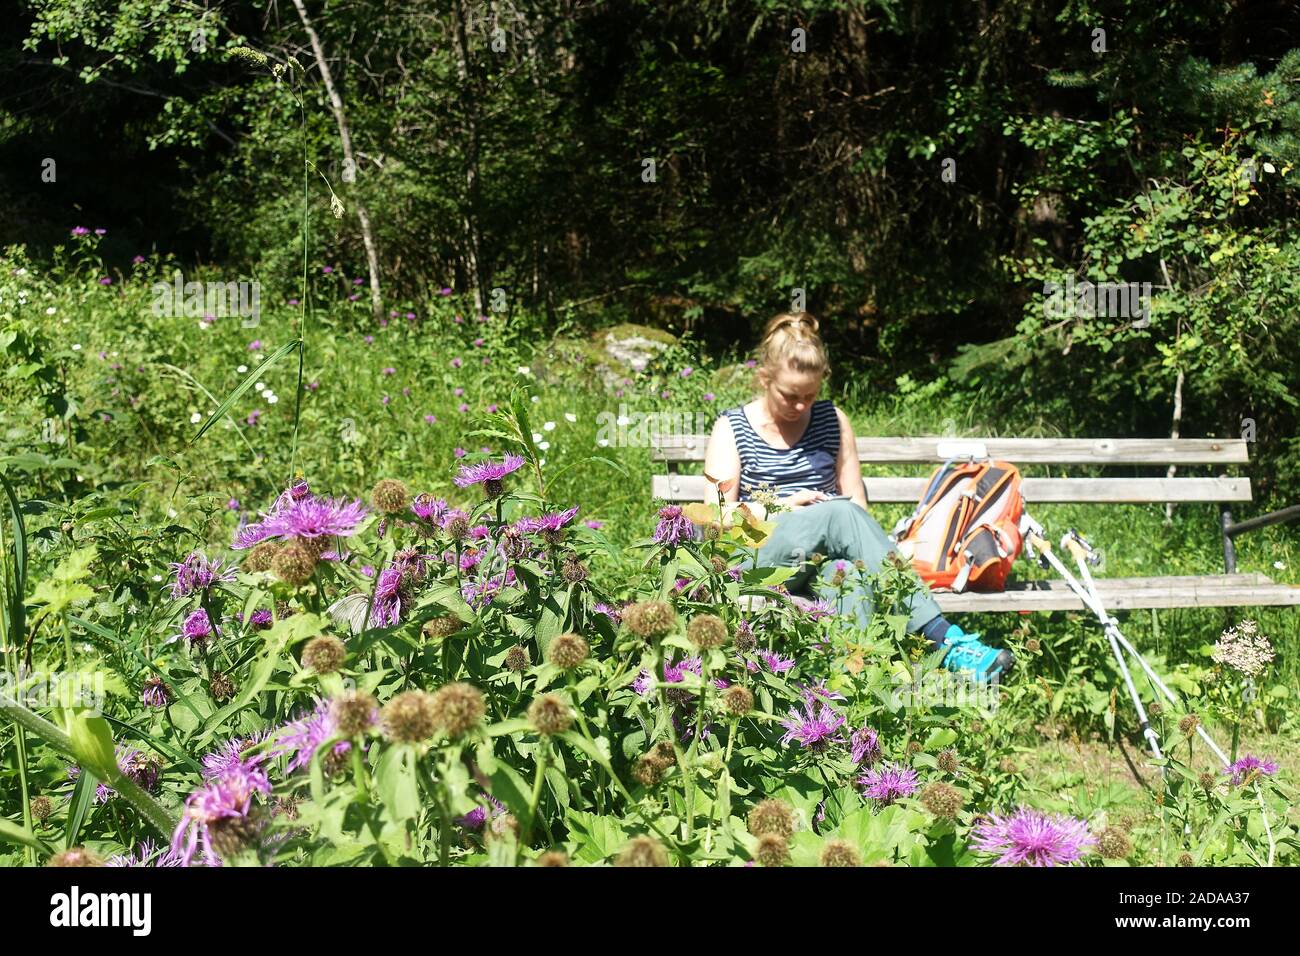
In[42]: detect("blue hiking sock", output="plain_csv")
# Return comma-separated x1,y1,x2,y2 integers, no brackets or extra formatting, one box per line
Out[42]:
919,614,953,650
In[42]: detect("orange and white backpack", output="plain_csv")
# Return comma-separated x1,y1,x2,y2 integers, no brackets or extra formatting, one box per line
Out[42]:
891,459,1025,592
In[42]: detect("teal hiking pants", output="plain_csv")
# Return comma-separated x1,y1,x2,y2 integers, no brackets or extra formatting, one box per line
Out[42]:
754,498,943,633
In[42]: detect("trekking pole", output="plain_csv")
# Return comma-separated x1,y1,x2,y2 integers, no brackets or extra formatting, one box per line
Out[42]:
1019,513,1163,761
1020,513,1232,769
1060,530,1162,762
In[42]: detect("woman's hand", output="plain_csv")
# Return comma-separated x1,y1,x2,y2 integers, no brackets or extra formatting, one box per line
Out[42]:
784,489,831,508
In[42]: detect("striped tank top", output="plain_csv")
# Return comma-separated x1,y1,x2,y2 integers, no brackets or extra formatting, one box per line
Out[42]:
725,400,841,502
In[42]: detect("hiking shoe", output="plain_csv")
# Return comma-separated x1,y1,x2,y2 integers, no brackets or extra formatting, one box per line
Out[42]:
940,625,1015,684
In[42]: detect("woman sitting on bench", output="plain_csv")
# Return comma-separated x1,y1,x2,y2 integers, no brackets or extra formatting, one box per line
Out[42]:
702,311,1015,684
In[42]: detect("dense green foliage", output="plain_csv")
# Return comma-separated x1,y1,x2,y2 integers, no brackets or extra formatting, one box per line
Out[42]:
4,1,1300,493
0,1,1296,869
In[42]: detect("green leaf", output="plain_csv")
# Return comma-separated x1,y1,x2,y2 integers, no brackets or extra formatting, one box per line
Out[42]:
375,746,420,823
190,339,300,444
0,817,51,854
66,713,117,779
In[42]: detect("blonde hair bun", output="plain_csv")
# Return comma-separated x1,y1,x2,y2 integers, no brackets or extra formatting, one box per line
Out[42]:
757,311,829,381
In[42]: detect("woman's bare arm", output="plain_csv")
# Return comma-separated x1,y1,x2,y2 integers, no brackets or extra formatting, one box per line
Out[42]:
835,407,869,510
702,415,742,503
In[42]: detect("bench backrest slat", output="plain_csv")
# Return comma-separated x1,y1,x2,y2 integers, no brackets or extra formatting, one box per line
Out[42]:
651,435,1249,465
652,474,1252,504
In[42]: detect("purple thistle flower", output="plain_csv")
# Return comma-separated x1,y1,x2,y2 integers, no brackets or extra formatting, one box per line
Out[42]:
262,496,367,543
798,679,846,703
803,598,836,621
453,454,525,490
66,745,159,804
653,505,694,547
369,566,405,627
759,649,796,674
248,609,273,630
171,764,271,867
780,700,846,751
269,699,348,774
411,494,448,522
663,655,703,683
167,551,236,600
519,507,579,539
142,676,171,709
593,602,622,624
858,763,918,804
71,226,89,236
202,733,269,781
850,726,881,765
106,839,187,868
1224,754,1279,786
970,808,1095,867
181,608,214,643
585,519,604,530
457,794,506,831
461,569,516,609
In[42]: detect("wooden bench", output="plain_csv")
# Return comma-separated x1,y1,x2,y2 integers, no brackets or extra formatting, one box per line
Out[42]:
651,435,1300,612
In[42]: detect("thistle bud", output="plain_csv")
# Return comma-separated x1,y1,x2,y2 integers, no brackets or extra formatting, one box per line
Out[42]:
47,847,103,867
623,600,676,640
302,634,347,674
1097,826,1132,860
381,690,440,743
429,682,486,738
548,632,590,671
615,835,668,867
243,540,280,573
271,540,317,586
503,644,530,673
332,690,379,737
423,614,463,641
370,478,410,515
30,795,52,823
687,613,728,650
819,839,860,867
756,833,790,867
920,782,964,820
936,747,960,774
528,693,573,736
722,685,754,716
209,671,237,701
747,799,795,838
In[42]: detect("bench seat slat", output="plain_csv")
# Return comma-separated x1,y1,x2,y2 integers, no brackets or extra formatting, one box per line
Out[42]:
652,435,1249,465
652,474,1252,503
933,576,1300,611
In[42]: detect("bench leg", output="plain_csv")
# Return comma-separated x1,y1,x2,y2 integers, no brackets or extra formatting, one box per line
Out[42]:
1220,505,1237,574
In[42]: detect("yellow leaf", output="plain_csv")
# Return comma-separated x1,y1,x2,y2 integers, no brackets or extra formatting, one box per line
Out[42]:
681,503,719,526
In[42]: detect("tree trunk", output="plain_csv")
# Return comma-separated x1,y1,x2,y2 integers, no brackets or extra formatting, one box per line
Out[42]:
451,0,488,316
290,0,384,322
